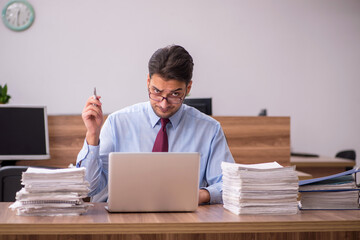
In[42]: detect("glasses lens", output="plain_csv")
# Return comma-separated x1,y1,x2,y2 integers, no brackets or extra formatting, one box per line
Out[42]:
167,97,182,104
149,93,162,102
149,92,183,104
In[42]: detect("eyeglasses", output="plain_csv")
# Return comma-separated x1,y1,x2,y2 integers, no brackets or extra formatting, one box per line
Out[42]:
148,89,185,104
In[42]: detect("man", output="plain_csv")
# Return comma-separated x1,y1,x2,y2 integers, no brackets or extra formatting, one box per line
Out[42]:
77,45,234,204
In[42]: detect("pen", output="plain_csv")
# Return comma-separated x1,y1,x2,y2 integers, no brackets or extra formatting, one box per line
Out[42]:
93,87,97,100
93,87,98,106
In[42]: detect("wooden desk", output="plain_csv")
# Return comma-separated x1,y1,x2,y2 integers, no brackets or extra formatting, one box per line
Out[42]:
0,202,359,240
291,156,356,178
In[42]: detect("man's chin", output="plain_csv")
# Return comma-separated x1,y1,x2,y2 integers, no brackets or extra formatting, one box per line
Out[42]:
155,111,172,119
154,108,174,119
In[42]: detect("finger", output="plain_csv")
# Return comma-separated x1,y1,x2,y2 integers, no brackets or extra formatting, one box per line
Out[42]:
83,101,103,117
82,112,102,127
85,96,102,108
83,105,102,119
91,96,102,107
82,109,96,121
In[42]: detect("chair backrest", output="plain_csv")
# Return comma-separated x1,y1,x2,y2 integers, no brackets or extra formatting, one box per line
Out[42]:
183,98,212,115
0,166,29,202
335,150,356,161
336,150,356,171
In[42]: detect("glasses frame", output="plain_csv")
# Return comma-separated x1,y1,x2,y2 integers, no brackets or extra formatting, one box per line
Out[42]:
148,88,186,104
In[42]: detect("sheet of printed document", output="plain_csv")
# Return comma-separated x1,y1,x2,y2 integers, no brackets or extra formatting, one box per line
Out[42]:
9,167,92,216
221,161,299,215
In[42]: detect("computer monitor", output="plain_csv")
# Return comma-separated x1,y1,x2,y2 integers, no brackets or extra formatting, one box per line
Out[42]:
183,98,212,115
0,105,50,161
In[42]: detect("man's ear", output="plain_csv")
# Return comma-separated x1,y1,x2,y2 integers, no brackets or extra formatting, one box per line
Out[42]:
186,81,193,96
147,74,151,88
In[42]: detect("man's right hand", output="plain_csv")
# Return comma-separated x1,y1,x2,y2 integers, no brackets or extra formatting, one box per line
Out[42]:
82,95,104,146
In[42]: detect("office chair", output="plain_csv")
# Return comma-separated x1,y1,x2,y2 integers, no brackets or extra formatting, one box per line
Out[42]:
335,150,356,171
258,109,267,116
0,166,29,202
183,98,212,115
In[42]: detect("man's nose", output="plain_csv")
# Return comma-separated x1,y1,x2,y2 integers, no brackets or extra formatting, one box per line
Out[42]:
159,97,170,108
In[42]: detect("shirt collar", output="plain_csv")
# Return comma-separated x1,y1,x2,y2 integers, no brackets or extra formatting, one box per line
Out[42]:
148,101,184,129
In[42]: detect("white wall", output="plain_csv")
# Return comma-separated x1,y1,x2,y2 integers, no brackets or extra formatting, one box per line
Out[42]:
1,0,359,166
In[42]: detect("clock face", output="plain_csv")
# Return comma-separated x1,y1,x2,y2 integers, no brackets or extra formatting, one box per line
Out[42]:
2,1,35,31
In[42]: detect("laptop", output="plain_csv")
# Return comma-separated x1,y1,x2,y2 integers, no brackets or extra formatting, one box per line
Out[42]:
106,152,200,212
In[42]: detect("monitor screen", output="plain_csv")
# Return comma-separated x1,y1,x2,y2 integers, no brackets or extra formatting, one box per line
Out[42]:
0,105,50,160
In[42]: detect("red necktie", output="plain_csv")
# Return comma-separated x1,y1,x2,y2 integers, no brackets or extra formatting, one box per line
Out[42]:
152,118,170,152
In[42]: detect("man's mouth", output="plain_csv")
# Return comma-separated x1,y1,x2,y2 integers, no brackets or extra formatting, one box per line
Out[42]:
156,105,171,113
159,108,169,113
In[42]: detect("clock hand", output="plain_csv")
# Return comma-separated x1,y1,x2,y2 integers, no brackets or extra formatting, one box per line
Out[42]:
16,9,20,26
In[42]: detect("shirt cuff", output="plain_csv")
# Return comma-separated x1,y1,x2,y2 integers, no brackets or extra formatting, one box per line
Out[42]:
201,182,223,204
76,139,100,168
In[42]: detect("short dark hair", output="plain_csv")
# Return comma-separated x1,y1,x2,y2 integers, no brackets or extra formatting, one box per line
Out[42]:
148,45,194,85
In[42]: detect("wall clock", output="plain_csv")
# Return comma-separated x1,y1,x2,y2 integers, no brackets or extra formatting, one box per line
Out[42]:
2,0,35,31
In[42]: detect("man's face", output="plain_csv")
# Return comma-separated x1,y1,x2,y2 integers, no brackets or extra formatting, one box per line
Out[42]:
147,74,192,119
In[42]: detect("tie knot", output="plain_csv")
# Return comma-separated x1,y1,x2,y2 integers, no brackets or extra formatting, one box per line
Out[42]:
160,118,169,130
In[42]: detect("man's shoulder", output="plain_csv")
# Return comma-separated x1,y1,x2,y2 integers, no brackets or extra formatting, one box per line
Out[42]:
182,104,219,126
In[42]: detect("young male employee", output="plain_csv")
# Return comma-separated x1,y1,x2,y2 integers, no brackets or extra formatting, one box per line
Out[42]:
76,45,234,204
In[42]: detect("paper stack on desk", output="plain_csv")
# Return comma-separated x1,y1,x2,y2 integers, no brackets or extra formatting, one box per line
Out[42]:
9,167,92,216
299,168,360,210
221,161,299,215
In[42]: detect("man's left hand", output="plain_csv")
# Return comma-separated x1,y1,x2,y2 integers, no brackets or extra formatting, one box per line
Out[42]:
198,189,210,204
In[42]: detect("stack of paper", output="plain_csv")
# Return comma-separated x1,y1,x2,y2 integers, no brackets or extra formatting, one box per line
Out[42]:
221,161,299,215
9,167,92,216
299,168,360,210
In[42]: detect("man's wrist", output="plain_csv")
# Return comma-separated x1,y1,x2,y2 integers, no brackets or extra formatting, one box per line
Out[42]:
86,131,100,146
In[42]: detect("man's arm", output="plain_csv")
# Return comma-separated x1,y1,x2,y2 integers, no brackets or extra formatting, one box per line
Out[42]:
81,95,104,146
202,123,235,204
76,95,108,197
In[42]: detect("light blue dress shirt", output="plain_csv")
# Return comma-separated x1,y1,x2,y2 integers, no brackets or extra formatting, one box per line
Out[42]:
76,101,234,204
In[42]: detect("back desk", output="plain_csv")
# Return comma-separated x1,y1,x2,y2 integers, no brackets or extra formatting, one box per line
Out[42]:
15,115,291,167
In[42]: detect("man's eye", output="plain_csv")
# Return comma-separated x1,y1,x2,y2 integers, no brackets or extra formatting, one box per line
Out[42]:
154,89,161,93
172,92,180,97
